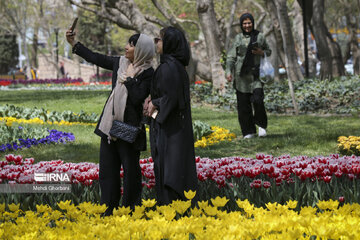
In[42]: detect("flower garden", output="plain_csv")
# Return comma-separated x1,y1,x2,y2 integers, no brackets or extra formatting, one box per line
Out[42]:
0,82,360,239
0,78,111,91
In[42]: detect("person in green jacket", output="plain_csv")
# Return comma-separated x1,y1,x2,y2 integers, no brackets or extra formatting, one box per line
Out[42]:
225,13,271,139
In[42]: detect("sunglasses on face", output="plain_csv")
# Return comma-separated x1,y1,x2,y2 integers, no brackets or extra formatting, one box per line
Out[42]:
154,37,162,44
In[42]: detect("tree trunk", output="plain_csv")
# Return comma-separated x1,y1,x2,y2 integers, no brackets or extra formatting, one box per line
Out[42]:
31,28,38,68
31,0,43,69
291,1,304,62
310,0,345,79
267,31,281,82
224,0,238,51
344,7,360,75
196,0,226,91
274,0,302,115
264,0,286,67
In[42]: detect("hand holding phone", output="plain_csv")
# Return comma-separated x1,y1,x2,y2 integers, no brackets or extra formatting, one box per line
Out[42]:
70,17,78,32
66,17,78,47
251,42,264,56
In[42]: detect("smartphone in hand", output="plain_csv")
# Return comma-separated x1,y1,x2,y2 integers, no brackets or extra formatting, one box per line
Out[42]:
70,17,78,32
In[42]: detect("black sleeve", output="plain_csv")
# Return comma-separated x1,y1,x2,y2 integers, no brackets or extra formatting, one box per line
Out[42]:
124,68,152,105
72,42,118,71
151,63,182,124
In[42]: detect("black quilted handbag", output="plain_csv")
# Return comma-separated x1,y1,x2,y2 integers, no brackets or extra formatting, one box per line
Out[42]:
109,120,140,143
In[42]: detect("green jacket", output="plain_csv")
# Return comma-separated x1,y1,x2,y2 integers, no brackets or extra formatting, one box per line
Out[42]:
225,32,271,93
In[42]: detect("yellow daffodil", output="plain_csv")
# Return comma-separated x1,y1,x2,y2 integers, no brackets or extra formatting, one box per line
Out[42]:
317,199,339,211
194,126,236,148
8,203,20,212
337,136,360,156
3,200,360,239
171,200,191,215
211,196,229,208
190,207,203,217
203,206,218,216
0,203,5,213
184,190,196,200
197,200,209,210
285,200,298,209
161,208,176,221
142,199,156,208
0,116,96,127
36,204,51,213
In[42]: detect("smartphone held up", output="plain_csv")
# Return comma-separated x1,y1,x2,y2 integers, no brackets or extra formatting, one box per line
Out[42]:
69,17,78,35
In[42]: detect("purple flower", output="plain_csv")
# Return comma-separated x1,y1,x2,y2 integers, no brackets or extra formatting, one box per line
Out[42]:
1,129,75,153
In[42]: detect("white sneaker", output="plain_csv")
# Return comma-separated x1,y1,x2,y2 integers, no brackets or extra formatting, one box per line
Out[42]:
258,127,267,137
243,134,256,139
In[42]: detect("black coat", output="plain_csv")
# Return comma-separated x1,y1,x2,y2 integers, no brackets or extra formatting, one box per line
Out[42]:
72,42,153,150
150,27,198,204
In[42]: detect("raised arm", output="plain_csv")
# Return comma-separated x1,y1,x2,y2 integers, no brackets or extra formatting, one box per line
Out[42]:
66,29,118,71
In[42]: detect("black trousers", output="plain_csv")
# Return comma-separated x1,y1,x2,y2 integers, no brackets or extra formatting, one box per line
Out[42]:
99,137,142,214
236,88,267,136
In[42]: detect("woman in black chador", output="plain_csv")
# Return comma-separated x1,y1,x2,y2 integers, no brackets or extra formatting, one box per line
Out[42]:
66,29,155,215
145,27,198,205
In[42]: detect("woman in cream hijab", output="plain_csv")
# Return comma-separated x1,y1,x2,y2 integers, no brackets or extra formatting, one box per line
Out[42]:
66,30,155,216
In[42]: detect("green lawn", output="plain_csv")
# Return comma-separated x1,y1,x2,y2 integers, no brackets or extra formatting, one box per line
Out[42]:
1,90,359,163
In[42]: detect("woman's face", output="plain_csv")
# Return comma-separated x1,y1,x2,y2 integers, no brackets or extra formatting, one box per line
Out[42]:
154,37,163,54
125,42,135,62
242,18,253,33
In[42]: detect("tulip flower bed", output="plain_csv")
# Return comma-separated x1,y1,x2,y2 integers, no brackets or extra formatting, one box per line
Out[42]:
0,128,75,153
1,199,360,239
1,83,112,91
0,104,99,124
65,81,111,86
0,78,83,86
89,71,112,81
1,154,360,211
338,136,360,156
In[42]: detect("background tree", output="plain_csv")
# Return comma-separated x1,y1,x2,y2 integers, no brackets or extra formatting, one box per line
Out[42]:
298,0,345,79
0,32,18,74
196,0,226,90
332,0,360,75
0,0,32,78
77,9,110,80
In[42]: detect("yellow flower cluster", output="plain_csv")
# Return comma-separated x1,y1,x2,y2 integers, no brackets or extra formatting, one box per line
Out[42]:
338,136,360,156
0,117,96,127
2,196,359,239
195,126,236,148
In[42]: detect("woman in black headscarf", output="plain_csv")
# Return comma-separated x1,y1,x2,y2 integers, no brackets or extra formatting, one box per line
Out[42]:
225,13,271,139
145,27,198,205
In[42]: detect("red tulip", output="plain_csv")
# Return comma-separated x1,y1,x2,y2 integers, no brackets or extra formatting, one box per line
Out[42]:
263,181,271,188
323,176,332,183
